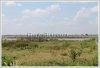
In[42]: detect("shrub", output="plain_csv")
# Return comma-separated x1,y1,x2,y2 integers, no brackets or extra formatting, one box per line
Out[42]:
16,42,29,49
28,43,39,49
62,41,70,48
2,41,15,47
80,38,97,49
32,44,39,48
76,49,82,57
69,48,78,62
38,37,48,42
2,42,9,47
2,56,16,66
80,40,89,48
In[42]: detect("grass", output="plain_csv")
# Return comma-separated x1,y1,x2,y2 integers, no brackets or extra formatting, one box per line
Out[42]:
2,38,98,66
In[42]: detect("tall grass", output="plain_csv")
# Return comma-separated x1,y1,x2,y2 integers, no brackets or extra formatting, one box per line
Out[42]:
2,38,98,66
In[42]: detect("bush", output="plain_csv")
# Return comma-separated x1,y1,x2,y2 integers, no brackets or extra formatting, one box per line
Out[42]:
2,41,15,47
80,38,97,49
69,48,78,62
27,43,39,49
76,49,82,57
38,37,48,42
31,44,39,48
16,42,29,49
80,40,90,48
2,56,16,66
2,42,9,47
62,41,70,48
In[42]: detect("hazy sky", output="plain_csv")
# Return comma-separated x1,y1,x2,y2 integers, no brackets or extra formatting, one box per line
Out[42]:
2,1,98,35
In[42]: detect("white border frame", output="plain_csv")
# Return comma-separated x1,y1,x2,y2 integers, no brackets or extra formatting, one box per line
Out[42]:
0,0,2,68
0,0,99,68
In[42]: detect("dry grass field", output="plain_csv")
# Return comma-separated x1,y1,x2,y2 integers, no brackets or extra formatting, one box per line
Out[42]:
2,38,98,66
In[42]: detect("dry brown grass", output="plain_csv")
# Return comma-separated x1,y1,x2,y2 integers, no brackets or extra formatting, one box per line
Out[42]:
2,39,98,66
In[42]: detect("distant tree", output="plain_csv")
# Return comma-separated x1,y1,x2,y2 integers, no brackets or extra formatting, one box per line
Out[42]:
85,34,88,36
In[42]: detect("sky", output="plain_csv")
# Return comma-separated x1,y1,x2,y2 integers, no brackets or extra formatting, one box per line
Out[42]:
1,1,98,35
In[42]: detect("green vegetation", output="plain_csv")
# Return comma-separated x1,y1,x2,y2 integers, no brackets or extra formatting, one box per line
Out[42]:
2,38,98,66
2,56,16,66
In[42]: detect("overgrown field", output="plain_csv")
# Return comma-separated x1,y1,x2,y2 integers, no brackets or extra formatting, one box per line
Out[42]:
2,38,98,66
